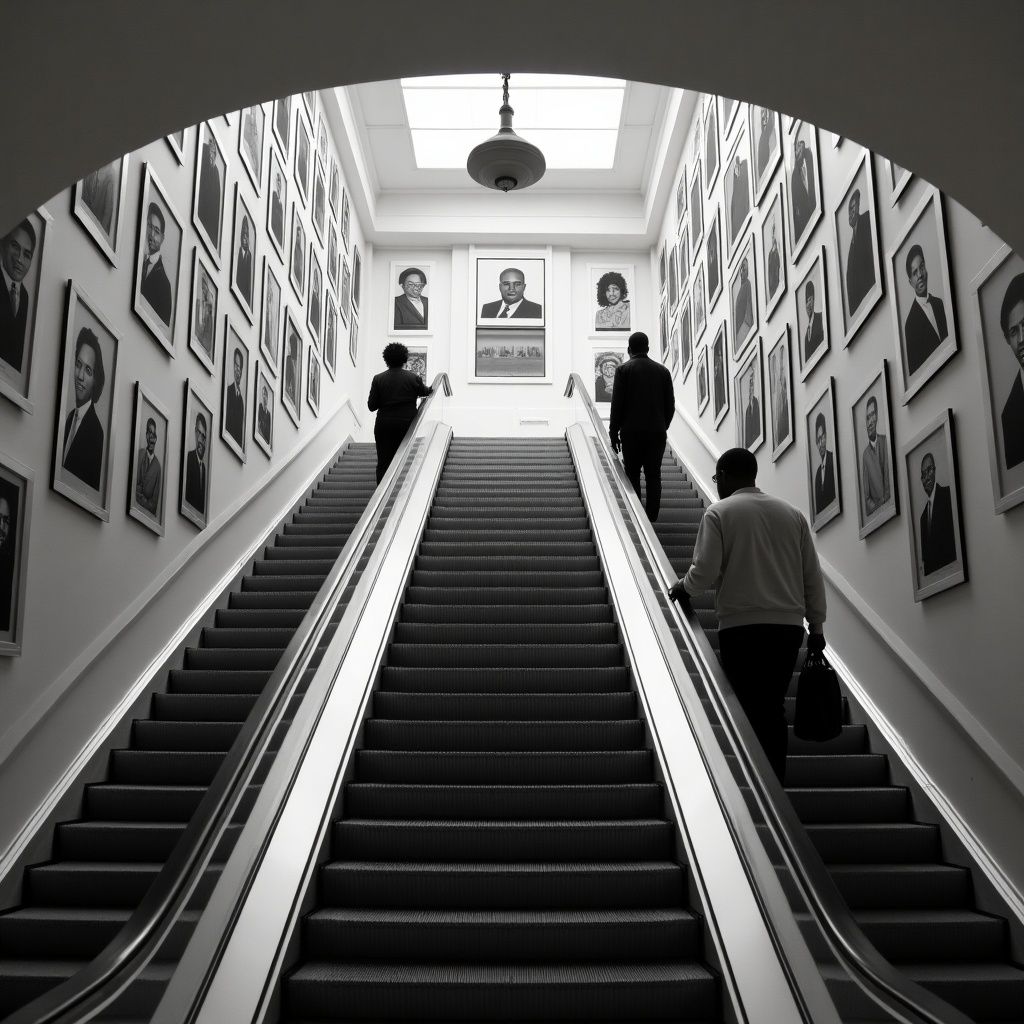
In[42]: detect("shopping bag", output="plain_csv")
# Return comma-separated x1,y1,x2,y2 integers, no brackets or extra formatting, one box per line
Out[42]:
793,641,843,742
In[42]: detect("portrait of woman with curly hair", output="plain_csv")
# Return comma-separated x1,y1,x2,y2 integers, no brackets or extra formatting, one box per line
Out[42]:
595,270,630,332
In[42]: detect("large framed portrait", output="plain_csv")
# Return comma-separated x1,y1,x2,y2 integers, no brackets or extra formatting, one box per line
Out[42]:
723,129,753,266
340,256,351,325
704,97,720,196
729,233,758,361
52,281,121,521
970,244,1024,514
590,265,633,335
220,322,249,463
749,106,781,208
127,383,170,537
668,244,679,313
306,345,321,417
238,104,265,195
692,263,707,344
833,150,883,346
329,159,341,220
340,188,351,254
901,409,967,601
805,376,841,532
324,294,338,381
760,183,788,321
0,453,34,657
312,165,326,244
475,256,545,328
352,246,362,313
784,121,822,263
885,188,959,404
407,346,428,386
294,116,311,209
734,339,764,453
273,96,292,160
886,159,913,206
282,309,303,427
689,161,704,253
474,329,546,381
0,207,50,413
766,325,794,462
260,259,282,378
73,155,130,266
289,205,306,301
230,186,258,324
390,262,433,335
851,360,899,539
307,247,323,350
134,164,184,355
193,122,227,268
711,322,729,429
166,129,189,166
795,246,831,381
253,362,275,459
593,348,625,405
188,248,219,375
696,344,710,414
179,380,213,530
679,293,694,382
266,148,287,262
705,206,723,312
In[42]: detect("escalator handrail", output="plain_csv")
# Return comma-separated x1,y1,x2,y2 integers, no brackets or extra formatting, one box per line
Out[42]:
3,374,452,1024
564,372,974,1024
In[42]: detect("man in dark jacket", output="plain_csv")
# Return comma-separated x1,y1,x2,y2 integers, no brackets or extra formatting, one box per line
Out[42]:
608,331,675,521
368,342,433,484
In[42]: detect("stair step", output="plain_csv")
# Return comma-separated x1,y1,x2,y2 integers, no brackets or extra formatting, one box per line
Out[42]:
361,719,645,751
379,666,630,693
400,603,612,624
385,643,622,669
372,691,636,721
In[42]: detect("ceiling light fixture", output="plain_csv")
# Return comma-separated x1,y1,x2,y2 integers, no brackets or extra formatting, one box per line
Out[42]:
466,73,546,192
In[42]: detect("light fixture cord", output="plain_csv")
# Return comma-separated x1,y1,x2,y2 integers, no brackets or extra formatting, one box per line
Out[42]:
502,73,510,108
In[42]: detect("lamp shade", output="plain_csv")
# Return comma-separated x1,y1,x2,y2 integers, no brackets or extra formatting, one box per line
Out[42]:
467,83,546,192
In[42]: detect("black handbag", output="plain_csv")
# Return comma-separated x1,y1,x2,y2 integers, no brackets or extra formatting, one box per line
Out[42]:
793,638,843,742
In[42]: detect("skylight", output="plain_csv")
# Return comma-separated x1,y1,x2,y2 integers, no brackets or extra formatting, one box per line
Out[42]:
401,74,626,170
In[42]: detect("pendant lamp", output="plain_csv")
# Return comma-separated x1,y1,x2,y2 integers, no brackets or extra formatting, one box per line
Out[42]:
467,73,546,192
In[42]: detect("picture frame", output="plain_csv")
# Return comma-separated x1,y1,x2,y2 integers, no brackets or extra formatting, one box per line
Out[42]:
690,108,702,169
307,246,323,350
719,95,741,141
260,259,282,378
711,321,729,429
658,302,668,363
795,246,831,381
901,408,967,601
407,346,428,386
127,382,170,536
266,148,287,261
723,128,753,266
885,188,959,404
969,243,1024,514
340,188,351,254
474,329,546,381
668,244,679,313
352,245,362,313
760,182,788,320
281,309,303,427
784,120,823,263
678,230,690,294
193,122,227,268
327,222,339,294
704,97,720,196
348,312,359,368
851,359,899,539
749,105,781,208
475,256,545,328
340,255,351,324
316,117,328,171
73,154,130,266
312,163,326,244
306,345,321,417
273,96,292,161
230,185,258,324
238,104,265,195
658,242,667,295
887,159,913,206
324,294,338,380
188,247,219,374
679,293,694,382
689,161,704,253
179,380,213,530
294,116,311,209
220,321,249,463
302,91,316,127
253,362,275,459
589,265,634,335
729,233,758,362
675,166,688,232
166,129,188,165
329,159,340,219
805,376,842,532
705,206,723,312
0,452,33,657
766,325,795,462
0,206,50,414
134,163,184,355
692,263,707,344
667,312,681,379
390,262,433,335
593,348,626,405
289,205,306,301
696,344,710,414
734,338,764,453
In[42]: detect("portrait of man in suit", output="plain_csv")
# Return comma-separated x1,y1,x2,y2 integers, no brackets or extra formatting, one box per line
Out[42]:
62,328,106,491
861,396,890,518
235,215,253,308
481,267,543,319
918,451,956,576
284,328,300,409
197,128,222,249
902,243,948,378
756,106,775,179
813,412,836,514
791,136,816,242
0,219,36,374
998,273,1024,470
394,267,428,330
844,188,876,316
135,417,162,518
184,411,208,515
766,217,781,299
140,202,173,326
742,363,760,449
225,347,245,446
257,383,272,443
802,279,825,364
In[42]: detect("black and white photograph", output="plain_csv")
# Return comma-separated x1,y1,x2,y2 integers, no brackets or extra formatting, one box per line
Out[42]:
785,120,822,262
851,360,899,539
306,345,321,417
675,168,688,231
805,376,841,532
476,256,544,327
282,309,303,427
239,104,265,194
260,260,282,377
760,183,788,320
307,248,323,349
407,347,428,385
766,325,794,461
729,234,758,361
833,150,883,346
696,344,710,414
692,263,707,343
188,248,219,374
901,408,967,601
680,294,693,382
734,339,764,453
591,266,633,334
127,383,170,536
341,188,351,253
289,205,306,300
795,247,831,381
0,452,33,657
324,294,338,379
340,255,351,324
266,149,287,261
749,105,781,207
724,129,753,265
690,109,702,170
312,164,326,243
193,122,227,267
390,262,433,334
327,222,339,293
329,159,340,219
134,164,183,354
659,242,667,295
712,322,729,429
667,313,681,379
294,116,311,209
167,129,188,165
230,186,257,323
220,323,249,463
689,162,704,253
887,159,913,206
475,329,545,379
180,380,213,530
668,244,679,313
706,206,722,311
704,97,720,196
352,245,362,312
317,117,328,170
659,303,668,364
678,231,690,294
886,188,959,403
348,312,359,367
73,155,129,265
969,244,1024,514
0,208,49,413
273,95,292,159
593,348,626,405
254,363,274,458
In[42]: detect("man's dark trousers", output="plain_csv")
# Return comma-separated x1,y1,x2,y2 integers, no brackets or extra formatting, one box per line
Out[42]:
620,430,667,522
374,420,412,483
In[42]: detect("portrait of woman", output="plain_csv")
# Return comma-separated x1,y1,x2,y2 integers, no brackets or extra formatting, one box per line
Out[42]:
593,350,624,404
594,270,631,332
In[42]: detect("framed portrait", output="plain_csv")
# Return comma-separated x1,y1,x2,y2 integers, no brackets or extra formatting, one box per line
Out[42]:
390,262,433,335
260,259,282,377
289,205,306,301
312,164,326,244
474,329,545,380
302,91,316,126
851,360,899,539
658,302,668,363
193,122,227,268
705,206,723,312
327,222,339,294
294,117,311,209
127,383,170,536
73,155,129,266
590,264,634,333
766,325,795,462
679,293,694,382
719,95,741,140
724,128,753,266
340,188,351,254
230,186,258,324
0,452,33,657
307,247,323,350
689,162,704,253
348,313,359,368
678,231,690,293
253,363,275,459
760,183,788,320
220,322,249,463
784,120,822,263
475,256,544,328
0,207,50,414
667,313,681,379
833,151,883,346
805,376,842,532
306,345,321,417
886,188,959,403
281,309,303,427
658,242,667,295
316,117,328,170
340,255,351,324
134,164,184,355
696,344,710,414
238,104,265,194
592,348,625,405
734,339,764,453
675,167,688,232
692,263,707,344
887,159,913,206
749,106,781,207
795,246,831,381
273,96,292,160
711,322,729,429
324,294,338,380
690,108,702,169
352,245,362,313
180,380,213,530
729,233,758,361
266,148,287,261
188,247,219,375
901,409,967,601
166,129,188,165
704,97,720,196
668,244,679,313
970,244,1024,514
329,159,340,219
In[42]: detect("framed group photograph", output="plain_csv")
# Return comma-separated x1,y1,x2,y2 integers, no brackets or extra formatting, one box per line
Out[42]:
312,165,327,243
348,313,359,368
193,122,227,267
885,188,959,403
260,260,282,377
267,149,287,261
729,234,758,361
390,262,433,334
749,106,781,207
180,380,213,530
306,345,321,417
851,360,899,539
253,363,275,458
723,129,752,265
805,376,841,532
0,453,33,657
294,116,312,209
689,161,704,252
134,164,184,355
734,339,764,453
760,183,788,320
704,98,720,196
230,186,257,323
692,263,707,343
696,344,710,414
73,155,129,266
593,348,625,405
887,159,913,206
127,383,170,537
591,266,633,334
679,294,694,382
901,408,967,601
475,256,545,327
289,206,306,300
307,248,323,349
324,294,338,379
188,248,219,374
705,206,723,312
785,121,822,262
238,104,265,194
795,246,831,381
766,325,794,461
221,323,249,463
282,310,303,427
273,96,292,160
711,322,729,429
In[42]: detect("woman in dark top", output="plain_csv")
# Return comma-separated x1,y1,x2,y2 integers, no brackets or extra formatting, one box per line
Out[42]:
367,342,433,483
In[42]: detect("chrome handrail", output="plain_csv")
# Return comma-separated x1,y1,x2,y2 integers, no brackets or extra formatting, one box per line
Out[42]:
564,372,973,1024
4,374,452,1024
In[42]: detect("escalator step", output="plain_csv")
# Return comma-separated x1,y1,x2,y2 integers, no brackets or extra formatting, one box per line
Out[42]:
361,719,645,751
385,643,622,669
403,586,608,606
379,666,630,694
372,691,635,721
399,603,612,624
391,623,618,645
